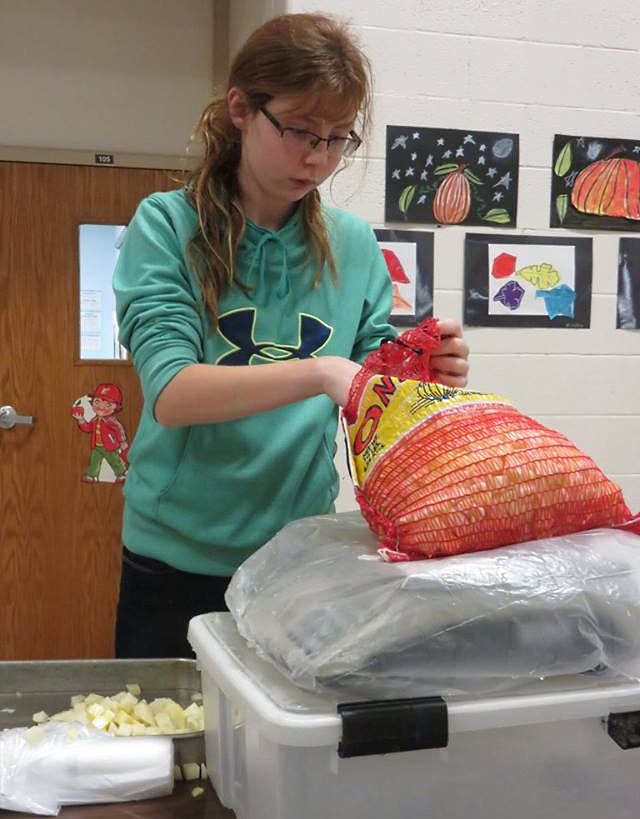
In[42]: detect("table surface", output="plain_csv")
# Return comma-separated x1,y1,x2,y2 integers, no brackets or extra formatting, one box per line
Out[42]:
1,780,235,818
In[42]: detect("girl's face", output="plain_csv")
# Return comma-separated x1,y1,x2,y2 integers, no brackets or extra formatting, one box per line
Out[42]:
230,90,357,227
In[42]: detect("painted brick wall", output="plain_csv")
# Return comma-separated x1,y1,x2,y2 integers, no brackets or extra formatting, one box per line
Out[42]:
274,0,640,514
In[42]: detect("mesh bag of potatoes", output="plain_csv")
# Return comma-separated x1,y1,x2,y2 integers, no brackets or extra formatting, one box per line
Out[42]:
342,318,640,561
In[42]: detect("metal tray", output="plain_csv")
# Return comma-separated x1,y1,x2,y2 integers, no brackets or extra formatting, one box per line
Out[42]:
0,658,205,765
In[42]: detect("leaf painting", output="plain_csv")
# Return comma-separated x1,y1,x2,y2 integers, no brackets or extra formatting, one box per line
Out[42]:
398,184,417,215
554,141,572,177
556,194,569,224
385,126,519,227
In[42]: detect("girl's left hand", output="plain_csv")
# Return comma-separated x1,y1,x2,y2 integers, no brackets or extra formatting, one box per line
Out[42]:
431,319,469,388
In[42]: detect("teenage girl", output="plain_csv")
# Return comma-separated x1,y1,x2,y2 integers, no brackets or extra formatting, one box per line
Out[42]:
113,12,469,657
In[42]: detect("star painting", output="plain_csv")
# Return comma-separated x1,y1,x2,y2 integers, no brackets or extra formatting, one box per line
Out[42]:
385,126,519,227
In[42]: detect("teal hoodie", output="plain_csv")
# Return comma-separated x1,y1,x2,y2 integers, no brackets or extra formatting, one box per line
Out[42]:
114,189,394,575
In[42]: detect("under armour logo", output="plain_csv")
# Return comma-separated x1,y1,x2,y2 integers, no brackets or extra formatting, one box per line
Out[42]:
216,308,333,365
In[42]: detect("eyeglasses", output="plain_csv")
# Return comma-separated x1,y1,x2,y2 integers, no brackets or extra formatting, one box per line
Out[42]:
259,106,362,158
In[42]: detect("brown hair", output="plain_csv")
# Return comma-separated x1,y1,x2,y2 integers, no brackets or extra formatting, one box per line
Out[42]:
184,13,373,329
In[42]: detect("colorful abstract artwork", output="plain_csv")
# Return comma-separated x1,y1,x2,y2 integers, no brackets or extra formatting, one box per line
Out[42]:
385,126,519,227
374,228,434,326
550,134,640,232
464,234,592,328
617,238,640,329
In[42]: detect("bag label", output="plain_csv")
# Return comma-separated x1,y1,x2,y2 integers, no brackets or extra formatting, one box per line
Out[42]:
346,377,509,484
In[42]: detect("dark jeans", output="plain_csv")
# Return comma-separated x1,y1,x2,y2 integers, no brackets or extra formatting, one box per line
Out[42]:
115,546,230,659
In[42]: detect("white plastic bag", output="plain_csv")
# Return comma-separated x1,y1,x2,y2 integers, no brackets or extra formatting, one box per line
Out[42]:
0,722,173,815
226,511,640,698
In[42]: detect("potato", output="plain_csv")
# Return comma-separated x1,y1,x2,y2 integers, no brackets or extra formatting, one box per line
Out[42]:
25,725,45,745
31,686,204,736
113,691,138,711
164,701,187,730
154,712,174,734
133,701,155,726
182,762,201,781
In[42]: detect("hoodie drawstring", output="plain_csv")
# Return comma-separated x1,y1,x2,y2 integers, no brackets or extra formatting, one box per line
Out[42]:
250,231,291,303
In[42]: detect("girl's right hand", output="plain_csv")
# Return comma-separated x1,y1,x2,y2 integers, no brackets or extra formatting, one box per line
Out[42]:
318,356,362,408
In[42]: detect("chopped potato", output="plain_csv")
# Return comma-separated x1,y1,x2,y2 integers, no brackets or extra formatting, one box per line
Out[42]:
25,725,45,745
149,697,173,714
164,701,187,730
114,691,138,711
182,762,201,781
52,709,76,723
154,712,174,734
30,687,204,736
133,701,156,726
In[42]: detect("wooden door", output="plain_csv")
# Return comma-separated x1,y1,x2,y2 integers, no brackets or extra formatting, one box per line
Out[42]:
0,161,180,659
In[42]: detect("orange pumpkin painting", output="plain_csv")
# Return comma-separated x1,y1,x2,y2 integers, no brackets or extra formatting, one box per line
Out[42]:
551,134,640,230
571,157,640,221
432,165,472,224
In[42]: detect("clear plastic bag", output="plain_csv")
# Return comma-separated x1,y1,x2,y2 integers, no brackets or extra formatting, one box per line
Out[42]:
226,511,640,698
0,722,173,815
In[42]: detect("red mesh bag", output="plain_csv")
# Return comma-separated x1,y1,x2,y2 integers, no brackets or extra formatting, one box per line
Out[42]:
343,318,640,561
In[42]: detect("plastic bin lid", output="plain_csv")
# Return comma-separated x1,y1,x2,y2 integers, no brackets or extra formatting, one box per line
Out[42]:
188,613,640,749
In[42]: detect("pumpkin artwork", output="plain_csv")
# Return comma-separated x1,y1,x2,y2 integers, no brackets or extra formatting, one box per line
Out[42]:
432,165,471,224
571,157,640,220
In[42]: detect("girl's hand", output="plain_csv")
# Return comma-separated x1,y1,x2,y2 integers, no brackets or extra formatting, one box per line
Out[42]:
318,356,362,407
431,319,469,388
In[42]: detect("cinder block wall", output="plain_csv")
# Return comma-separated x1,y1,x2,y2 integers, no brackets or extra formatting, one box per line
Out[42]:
279,0,640,513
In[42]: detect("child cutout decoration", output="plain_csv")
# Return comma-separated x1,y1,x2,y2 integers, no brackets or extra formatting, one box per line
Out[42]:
72,383,129,484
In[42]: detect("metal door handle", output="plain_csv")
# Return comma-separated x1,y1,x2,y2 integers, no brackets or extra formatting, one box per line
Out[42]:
0,405,35,430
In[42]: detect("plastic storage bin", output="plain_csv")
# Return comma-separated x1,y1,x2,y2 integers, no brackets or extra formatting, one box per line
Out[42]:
188,612,640,819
